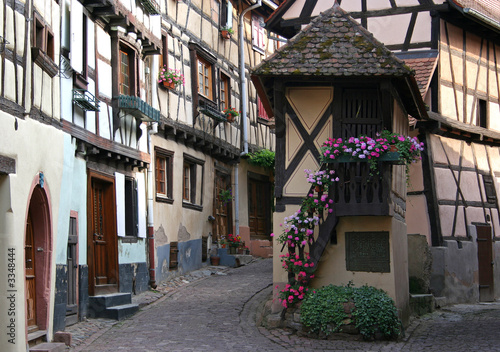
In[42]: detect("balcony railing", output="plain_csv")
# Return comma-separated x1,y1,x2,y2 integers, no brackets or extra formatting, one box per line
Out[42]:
117,95,160,122
73,89,100,112
139,0,160,15
326,161,392,216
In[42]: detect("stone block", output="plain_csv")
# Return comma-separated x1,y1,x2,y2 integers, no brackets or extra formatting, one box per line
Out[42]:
53,331,72,346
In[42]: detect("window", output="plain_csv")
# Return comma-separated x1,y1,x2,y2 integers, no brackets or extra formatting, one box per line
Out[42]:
252,14,265,53
220,73,230,111
220,0,233,28
33,14,55,61
197,55,213,99
182,154,205,211
155,148,173,202
119,44,138,96
478,99,488,128
183,163,192,201
31,12,58,77
120,51,130,95
125,177,138,237
159,34,168,71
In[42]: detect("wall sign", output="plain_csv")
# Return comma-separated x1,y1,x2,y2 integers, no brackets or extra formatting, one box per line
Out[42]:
345,231,390,273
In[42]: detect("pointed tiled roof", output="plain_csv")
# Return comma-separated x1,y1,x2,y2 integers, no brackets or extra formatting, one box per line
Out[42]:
253,5,413,77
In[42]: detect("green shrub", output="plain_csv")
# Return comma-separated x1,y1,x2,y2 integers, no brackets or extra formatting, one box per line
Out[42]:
247,149,275,169
300,284,401,339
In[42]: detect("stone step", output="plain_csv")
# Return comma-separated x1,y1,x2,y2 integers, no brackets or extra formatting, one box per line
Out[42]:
29,342,66,352
89,292,132,308
104,303,139,320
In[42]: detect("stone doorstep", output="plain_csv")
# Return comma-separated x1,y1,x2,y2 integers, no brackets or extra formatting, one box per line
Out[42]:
29,342,66,352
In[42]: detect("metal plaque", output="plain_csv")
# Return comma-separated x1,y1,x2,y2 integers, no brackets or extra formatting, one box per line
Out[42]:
345,231,390,273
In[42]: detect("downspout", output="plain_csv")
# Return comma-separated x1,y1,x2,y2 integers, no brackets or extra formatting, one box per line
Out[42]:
239,0,261,156
235,0,262,237
147,122,158,288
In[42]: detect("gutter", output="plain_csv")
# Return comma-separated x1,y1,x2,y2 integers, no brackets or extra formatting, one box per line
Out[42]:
235,0,262,238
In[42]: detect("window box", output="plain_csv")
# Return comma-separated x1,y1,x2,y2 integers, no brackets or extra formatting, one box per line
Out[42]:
324,152,402,164
73,89,100,112
139,0,160,15
116,95,160,122
198,98,226,122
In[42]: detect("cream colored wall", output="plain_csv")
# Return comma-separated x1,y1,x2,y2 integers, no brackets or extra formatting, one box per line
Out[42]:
152,135,221,248
0,113,65,350
311,216,409,322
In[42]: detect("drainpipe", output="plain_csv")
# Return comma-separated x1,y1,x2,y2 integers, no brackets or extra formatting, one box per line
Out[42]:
239,0,261,156
147,123,157,288
235,0,262,237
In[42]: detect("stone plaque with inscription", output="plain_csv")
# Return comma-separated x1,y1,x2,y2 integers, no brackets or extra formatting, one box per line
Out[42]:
345,231,390,273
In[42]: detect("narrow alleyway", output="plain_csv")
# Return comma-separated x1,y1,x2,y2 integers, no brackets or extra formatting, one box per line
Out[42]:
70,259,500,352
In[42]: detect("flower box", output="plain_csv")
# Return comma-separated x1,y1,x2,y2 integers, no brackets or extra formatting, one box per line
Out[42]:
162,81,176,90
324,152,402,164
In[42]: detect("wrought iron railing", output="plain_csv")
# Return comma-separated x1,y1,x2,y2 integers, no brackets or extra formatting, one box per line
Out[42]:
73,89,100,112
139,0,160,15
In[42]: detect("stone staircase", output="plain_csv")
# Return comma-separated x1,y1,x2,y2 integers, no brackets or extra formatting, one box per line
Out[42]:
89,292,139,320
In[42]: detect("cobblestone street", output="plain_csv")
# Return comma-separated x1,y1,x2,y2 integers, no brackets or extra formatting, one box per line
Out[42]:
68,259,500,352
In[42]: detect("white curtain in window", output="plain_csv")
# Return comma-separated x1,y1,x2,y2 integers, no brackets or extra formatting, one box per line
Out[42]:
115,172,126,237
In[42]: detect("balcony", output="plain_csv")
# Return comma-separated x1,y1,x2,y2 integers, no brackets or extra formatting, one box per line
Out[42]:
327,162,392,216
117,95,160,122
73,89,100,112
139,0,160,15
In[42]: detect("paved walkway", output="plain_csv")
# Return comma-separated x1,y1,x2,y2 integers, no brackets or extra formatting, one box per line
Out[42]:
69,258,500,352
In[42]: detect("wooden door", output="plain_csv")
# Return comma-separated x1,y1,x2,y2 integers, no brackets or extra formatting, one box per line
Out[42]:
477,224,494,302
213,173,231,242
66,216,78,325
88,174,118,296
25,212,37,330
248,178,271,239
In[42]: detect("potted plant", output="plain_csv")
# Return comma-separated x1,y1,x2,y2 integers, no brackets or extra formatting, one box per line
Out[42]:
219,188,232,204
220,26,234,39
225,234,243,254
223,107,239,122
158,66,185,90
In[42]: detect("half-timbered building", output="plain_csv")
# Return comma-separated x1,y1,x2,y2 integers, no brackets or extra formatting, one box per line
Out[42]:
0,0,65,349
253,5,427,323
51,0,163,339
266,0,500,305
149,0,279,284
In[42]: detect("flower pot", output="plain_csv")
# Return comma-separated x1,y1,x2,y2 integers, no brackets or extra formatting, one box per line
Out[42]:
315,185,324,193
229,247,237,254
390,144,398,152
221,30,231,39
162,81,176,89
226,114,236,122
210,256,220,266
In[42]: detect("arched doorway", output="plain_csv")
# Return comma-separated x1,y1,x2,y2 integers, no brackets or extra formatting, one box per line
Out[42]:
25,183,52,334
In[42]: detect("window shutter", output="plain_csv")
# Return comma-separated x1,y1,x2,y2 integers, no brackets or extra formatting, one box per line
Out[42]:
115,172,126,237
137,173,147,238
